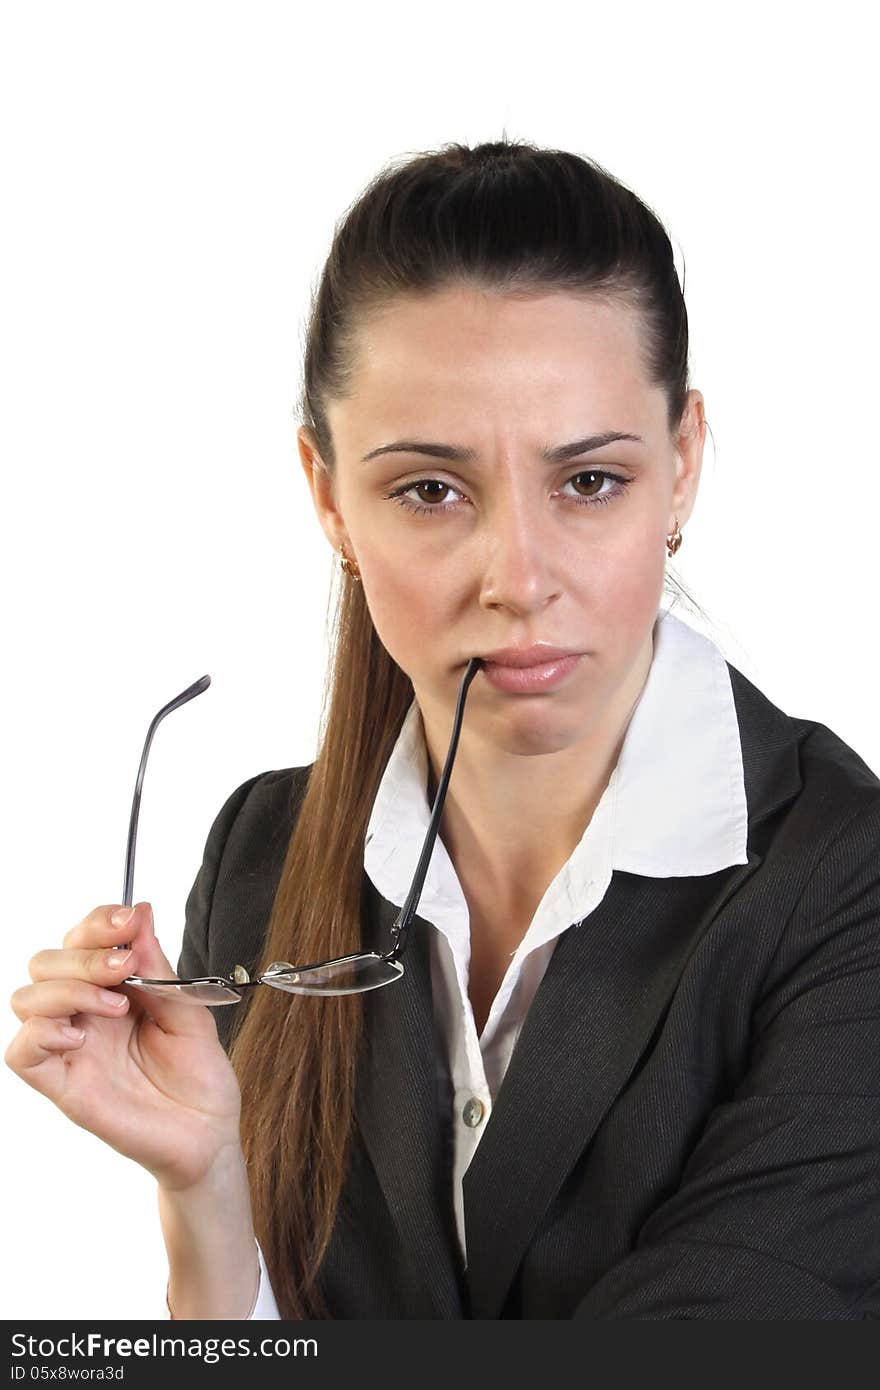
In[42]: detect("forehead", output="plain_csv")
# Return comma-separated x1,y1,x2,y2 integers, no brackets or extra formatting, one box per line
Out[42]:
333,286,663,437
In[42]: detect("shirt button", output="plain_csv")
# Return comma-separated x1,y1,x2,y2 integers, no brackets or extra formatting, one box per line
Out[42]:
462,1096,485,1127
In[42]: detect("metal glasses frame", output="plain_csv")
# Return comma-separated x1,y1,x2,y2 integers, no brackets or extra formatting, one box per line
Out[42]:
116,659,482,1004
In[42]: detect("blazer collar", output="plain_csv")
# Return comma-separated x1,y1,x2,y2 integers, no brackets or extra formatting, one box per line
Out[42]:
354,659,803,1319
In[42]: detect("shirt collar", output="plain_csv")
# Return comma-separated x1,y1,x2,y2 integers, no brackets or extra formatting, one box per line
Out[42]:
614,606,749,875
364,607,749,924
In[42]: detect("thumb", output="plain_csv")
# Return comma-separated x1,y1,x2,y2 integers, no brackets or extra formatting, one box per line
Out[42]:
122,902,219,1036
128,902,178,978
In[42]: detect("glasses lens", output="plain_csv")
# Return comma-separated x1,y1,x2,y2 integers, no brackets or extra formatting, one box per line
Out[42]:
260,952,404,995
125,976,243,1005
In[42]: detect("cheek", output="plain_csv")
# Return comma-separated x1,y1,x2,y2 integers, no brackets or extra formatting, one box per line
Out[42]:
586,525,667,647
357,543,452,663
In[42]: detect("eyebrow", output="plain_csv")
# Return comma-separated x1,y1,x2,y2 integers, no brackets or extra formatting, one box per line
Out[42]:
360,430,644,464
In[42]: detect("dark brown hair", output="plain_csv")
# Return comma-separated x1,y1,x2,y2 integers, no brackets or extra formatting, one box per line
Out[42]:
229,137,707,1318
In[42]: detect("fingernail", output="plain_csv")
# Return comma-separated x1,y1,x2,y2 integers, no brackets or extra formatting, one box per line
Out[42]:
100,989,128,1007
62,1025,86,1040
106,949,133,969
111,907,135,928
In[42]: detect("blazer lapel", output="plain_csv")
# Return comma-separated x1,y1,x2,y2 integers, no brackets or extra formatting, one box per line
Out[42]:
354,874,467,1318
462,661,804,1318
460,857,761,1317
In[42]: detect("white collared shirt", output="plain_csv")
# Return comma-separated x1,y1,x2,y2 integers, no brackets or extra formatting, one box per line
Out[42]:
235,605,749,1318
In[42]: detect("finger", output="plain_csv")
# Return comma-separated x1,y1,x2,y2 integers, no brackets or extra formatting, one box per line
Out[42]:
106,904,220,1040
62,902,153,952
4,1015,87,1076
29,942,141,987
32,906,218,1039
10,978,131,1024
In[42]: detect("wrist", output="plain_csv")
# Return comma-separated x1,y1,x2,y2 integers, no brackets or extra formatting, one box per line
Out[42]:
159,1137,246,1196
167,1236,261,1321
159,1143,260,1320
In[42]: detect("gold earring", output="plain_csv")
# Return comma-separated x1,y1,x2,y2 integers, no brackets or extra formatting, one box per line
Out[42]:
338,543,362,582
666,518,683,556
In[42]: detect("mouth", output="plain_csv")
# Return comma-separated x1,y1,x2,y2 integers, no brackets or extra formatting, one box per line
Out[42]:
476,645,582,669
477,651,584,694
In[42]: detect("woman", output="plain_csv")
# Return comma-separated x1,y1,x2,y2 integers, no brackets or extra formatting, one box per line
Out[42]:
6,139,879,1321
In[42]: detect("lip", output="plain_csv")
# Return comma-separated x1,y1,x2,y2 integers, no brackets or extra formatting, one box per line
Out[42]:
479,651,584,694
478,644,581,668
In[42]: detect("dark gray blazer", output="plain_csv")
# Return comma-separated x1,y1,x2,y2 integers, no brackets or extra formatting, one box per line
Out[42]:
177,662,880,1320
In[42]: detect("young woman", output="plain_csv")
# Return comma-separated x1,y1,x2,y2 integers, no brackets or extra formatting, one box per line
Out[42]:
7,139,879,1321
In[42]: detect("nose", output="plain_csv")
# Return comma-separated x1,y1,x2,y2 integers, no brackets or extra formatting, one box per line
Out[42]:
477,496,562,617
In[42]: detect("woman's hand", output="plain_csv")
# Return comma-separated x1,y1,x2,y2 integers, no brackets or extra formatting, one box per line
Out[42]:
5,902,244,1192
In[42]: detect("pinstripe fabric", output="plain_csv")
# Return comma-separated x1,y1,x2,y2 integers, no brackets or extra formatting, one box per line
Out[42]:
177,656,880,1319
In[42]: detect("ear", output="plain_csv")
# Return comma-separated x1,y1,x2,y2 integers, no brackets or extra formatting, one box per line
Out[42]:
669,389,706,530
296,426,351,553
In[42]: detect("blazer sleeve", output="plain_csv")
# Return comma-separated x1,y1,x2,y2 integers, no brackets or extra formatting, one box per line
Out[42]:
177,771,271,983
172,770,286,1321
572,793,880,1321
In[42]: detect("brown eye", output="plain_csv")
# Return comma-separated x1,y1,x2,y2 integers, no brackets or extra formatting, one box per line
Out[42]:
384,469,631,520
411,480,450,504
383,477,466,517
561,470,632,509
570,471,606,498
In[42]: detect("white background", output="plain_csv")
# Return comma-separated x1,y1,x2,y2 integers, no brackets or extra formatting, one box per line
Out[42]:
2,0,877,1321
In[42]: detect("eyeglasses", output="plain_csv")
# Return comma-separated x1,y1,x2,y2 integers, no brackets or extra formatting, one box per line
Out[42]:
118,658,482,1005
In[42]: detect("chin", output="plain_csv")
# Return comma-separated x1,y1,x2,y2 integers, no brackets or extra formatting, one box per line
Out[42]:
491,722,584,759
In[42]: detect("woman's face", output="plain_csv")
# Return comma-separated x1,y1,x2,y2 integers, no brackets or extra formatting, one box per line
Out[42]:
300,286,704,754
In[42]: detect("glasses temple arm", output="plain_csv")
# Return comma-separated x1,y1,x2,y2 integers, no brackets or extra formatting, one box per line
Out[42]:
388,656,482,959
120,675,212,928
